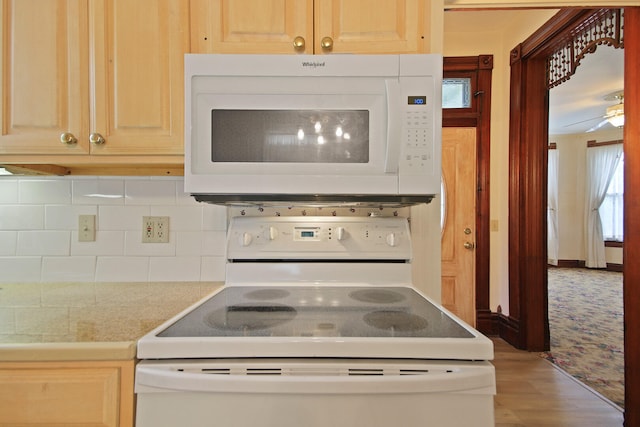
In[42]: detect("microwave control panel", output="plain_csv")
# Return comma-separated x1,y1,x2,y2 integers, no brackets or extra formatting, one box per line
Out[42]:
397,72,440,195
399,76,435,175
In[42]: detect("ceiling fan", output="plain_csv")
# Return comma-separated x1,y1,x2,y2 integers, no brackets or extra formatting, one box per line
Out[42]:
564,90,625,133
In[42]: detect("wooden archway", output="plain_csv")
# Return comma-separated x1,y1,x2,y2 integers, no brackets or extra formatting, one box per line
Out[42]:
507,7,639,424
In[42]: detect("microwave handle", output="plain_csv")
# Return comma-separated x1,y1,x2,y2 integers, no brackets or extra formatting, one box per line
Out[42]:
384,79,401,173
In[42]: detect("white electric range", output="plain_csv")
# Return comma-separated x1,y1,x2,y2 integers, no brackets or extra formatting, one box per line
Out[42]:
135,216,495,427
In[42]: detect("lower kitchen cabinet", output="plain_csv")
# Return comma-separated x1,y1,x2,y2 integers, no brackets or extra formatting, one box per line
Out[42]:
0,359,135,427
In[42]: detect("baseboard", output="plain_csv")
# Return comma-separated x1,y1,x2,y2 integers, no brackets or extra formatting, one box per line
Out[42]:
476,309,495,335
551,260,623,272
478,310,522,349
555,259,585,268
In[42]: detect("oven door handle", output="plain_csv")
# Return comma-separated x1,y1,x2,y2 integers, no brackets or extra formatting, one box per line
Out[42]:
135,363,495,395
384,78,401,173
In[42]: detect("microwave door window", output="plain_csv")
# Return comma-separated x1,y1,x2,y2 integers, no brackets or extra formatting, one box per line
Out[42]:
211,110,369,163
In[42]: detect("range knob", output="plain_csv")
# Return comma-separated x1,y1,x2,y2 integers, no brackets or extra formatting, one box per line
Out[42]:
240,232,253,247
386,232,397,247
335,226,346,241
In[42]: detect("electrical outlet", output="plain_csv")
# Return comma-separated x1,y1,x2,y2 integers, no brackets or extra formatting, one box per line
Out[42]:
142,216,170,243
78,215,96,242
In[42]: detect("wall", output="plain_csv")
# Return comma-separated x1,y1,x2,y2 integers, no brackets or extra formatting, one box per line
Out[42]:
0,176,227,282
443,9,558,314
550,128,624,265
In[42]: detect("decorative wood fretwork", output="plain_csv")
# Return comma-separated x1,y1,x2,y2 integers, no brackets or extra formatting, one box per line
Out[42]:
547,9,624,89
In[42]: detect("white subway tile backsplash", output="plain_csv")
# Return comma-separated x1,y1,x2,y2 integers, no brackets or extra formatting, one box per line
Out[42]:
41,257,97,282
175,232,203,256
73,179,125,205
203,205,228,230
149,206,203,231
19,180,71,204
17,231,70,256
0,231,17,255
0,309,15,333
0,179,18,203
70,231,124,256
200,256,226,281
148,257,202,282
125,179,176,205
202,231,226,256
0,257,42,282
45,205,98,230
99,205,150,230
0,205,44,230
125,231,176,256
1,176,229,283
95,257,150,282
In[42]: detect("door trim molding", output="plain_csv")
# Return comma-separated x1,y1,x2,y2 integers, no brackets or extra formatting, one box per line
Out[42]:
443,55,493,334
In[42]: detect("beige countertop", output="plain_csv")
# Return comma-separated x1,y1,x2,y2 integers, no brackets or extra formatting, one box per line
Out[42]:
0,281,222,361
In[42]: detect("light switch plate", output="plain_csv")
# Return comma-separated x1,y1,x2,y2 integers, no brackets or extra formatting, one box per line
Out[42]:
78,215,96,242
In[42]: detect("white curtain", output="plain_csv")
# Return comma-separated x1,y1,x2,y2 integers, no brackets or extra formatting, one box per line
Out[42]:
584,144,623,268
547,149,559,266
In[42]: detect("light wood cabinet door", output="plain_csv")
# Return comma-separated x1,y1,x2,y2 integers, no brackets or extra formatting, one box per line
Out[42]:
191,0,313,54
90,0,189,155
314,0,427,54
0,0,90,155
191,0,427,55
0,0,188,158
0,360,135,427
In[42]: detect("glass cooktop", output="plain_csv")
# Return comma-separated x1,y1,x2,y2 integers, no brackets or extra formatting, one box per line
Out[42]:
156,286,474,339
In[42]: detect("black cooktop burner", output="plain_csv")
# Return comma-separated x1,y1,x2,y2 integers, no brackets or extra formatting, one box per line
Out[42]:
204,303,297,331
349,289,406,304
363,310,428,332
244,289,290,301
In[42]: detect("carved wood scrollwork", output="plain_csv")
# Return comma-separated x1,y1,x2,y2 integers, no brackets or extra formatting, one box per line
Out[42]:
547,9,624,89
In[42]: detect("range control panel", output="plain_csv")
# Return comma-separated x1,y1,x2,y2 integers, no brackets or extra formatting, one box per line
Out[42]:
227,216,412,261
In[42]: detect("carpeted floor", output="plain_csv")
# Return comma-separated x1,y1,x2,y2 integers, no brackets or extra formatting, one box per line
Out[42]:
544,267,624,408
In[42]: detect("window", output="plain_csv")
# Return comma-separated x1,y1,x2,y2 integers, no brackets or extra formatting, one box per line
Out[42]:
442,78,471,108
600,154,624,241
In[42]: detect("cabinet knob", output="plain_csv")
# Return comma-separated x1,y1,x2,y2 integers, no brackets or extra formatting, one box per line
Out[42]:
90,133,106,145
293,36,305,51
60,132,77,145
321,36,333,51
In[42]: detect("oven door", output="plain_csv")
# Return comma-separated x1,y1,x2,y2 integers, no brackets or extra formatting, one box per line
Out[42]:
186,76,401,195
136,359,495,427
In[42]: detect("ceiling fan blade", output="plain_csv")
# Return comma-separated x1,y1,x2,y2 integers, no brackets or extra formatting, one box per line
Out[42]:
586,119,609,133
563,115,605,127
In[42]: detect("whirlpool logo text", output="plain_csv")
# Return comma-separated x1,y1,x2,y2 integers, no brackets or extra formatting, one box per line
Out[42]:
302,61,326,68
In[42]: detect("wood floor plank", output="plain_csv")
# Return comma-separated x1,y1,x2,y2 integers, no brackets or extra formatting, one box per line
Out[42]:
492,338,624,426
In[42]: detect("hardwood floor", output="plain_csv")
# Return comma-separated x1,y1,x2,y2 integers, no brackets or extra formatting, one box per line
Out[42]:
493,338,624,426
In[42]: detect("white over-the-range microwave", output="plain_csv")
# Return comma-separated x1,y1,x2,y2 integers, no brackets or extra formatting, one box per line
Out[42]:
184,54,442,207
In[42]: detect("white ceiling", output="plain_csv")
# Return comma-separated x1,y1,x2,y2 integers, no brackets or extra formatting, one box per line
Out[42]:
549,45,625,135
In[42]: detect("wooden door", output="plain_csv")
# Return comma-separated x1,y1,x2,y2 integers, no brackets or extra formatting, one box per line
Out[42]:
441,127,477,326
191,0,313,54
89,0,189,155
0,0,90,155
314,0,427,54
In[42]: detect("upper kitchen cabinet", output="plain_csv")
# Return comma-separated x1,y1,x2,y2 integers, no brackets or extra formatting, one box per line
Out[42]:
0,0,91,156
0,0,188,174
90,0,188,156
191,0,429,54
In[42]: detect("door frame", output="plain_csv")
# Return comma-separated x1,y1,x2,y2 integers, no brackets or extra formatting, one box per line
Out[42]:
507,7,639,423
443,55,493,333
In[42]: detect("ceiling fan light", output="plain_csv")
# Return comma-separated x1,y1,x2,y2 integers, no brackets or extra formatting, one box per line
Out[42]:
606,103,625,128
